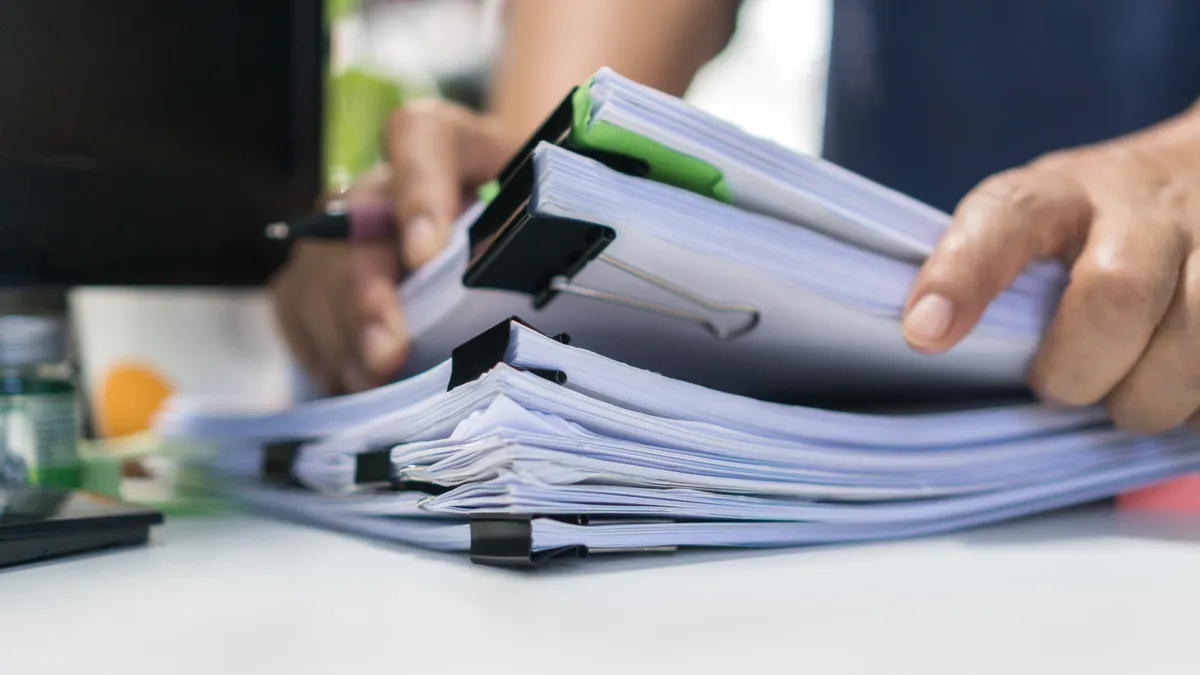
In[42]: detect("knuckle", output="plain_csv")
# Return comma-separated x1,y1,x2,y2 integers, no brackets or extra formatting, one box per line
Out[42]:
964,170,1045,217
1154,179,1193,219
1110,145,1191,210
1074,263,1166,326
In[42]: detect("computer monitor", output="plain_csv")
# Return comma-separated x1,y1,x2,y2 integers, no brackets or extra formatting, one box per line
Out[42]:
0,0,325,286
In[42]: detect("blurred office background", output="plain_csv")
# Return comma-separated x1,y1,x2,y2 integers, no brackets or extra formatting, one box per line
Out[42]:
69,0,833,441
338,0,830,153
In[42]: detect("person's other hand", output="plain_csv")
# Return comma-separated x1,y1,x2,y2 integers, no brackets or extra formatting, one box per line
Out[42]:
903,110,1200,433
270,101,520,395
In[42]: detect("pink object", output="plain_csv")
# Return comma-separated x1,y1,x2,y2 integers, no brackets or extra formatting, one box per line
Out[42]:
345,201,396,240
1118,474,1200,513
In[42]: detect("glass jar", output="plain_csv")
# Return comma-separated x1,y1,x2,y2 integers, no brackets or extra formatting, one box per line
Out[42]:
0,315,81,489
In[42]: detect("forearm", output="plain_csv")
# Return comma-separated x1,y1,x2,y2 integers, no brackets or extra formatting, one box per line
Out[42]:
488,0,740,137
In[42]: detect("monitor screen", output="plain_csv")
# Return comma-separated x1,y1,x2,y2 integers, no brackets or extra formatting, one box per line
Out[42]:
0,0,324,286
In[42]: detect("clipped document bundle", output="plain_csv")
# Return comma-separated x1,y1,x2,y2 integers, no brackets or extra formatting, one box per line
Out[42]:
160,69,1200,566
395,68,1066,401
160,318,1200,566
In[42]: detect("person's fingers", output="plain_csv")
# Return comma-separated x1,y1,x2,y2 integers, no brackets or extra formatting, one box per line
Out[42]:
1101,251,1200,432
303,292,355,396
902,167,1094,353
269,241,405,395
384,101,516,268
384,102,459,267
348,244,409,385
269,261,334,394
1028,212,1185,407
327,263,374,394
293,243,360,395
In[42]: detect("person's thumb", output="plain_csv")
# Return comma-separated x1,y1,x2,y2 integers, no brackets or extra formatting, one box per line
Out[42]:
385,101,519,269
350,245,409,383
902,167,1093,353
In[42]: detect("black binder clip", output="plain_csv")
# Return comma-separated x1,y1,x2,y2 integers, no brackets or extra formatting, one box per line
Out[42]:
447,316,571,391
353,449,393,486
331,446,454,494
492,87,577,189
262,439,397,492
331,317,571,493
468,514,681,568
465,161,761,341
469,514,589,568
492,87,650,192
259,438,313,487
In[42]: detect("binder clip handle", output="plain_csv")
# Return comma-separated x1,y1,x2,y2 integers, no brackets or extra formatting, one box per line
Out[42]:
549,254,761,340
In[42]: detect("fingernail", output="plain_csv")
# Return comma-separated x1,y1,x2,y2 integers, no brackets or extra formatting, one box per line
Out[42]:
361,322,403,374
403,215,438,266
903,294,955,347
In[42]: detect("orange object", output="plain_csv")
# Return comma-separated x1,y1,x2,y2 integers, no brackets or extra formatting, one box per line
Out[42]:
95,362,174,438
1118,474,1200,514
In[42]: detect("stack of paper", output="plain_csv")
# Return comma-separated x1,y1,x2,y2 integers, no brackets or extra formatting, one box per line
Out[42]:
159,68,1200,565
160,319,1200,561
401,142,1056,400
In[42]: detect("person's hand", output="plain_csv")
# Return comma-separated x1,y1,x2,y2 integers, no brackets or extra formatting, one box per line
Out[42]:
270,101,520,395
903,109,1200,433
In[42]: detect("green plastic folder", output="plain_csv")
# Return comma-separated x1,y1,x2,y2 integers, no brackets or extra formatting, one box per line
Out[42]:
477,75,731,204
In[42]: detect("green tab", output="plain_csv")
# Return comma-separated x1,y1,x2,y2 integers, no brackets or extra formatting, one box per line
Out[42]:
477,180,501,204
568,80,732,203
475,76,731,207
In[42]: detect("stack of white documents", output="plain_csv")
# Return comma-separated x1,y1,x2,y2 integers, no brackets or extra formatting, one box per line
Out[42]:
160,319,1200,564
159,68,1200,566
401,142,1057,400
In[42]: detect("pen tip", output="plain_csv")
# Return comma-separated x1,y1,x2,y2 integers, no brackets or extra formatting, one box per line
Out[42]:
265,222,290,240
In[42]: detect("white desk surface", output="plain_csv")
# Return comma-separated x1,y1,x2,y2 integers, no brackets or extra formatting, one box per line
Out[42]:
3,506,1198,675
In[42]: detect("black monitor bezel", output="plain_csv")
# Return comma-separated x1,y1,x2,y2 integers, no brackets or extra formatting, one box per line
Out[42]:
0,0,325,287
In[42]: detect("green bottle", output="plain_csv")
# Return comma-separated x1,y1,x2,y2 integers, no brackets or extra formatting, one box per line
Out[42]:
0,316,81,489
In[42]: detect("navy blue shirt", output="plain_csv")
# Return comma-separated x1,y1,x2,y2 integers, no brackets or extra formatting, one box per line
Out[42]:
822,0,1200,213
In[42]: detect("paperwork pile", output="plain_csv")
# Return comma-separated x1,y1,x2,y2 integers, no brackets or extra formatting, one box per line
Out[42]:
160,69,1200,566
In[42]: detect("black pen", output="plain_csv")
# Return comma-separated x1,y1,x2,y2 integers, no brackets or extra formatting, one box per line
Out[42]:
264,201,395,242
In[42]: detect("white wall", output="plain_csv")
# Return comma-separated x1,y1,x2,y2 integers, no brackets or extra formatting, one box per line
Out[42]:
686,0,831,155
